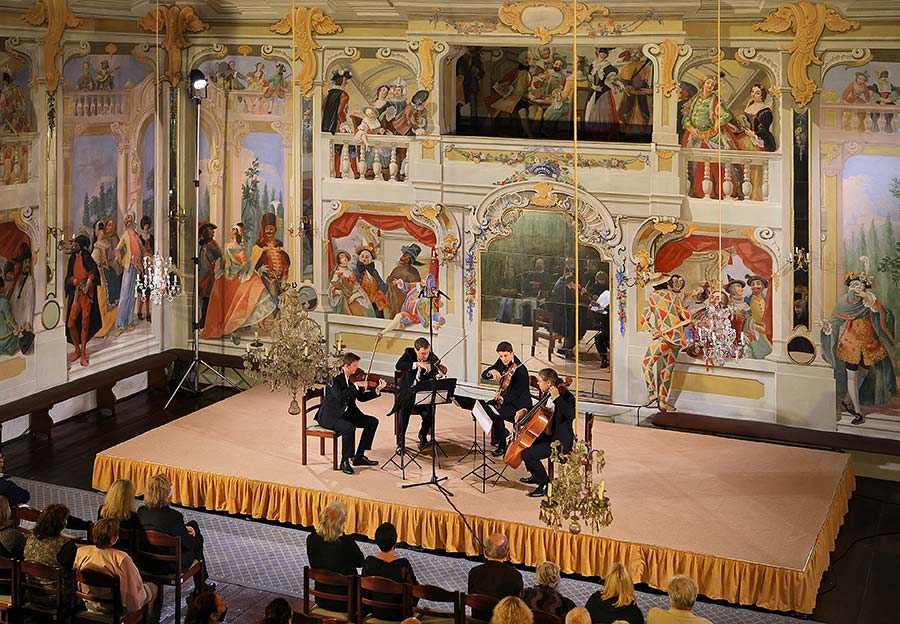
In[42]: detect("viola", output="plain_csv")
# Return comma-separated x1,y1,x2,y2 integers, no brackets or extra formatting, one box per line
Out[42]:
348,369,397,393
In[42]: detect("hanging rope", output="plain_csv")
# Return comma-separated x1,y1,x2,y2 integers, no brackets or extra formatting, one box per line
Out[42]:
571,0,580,425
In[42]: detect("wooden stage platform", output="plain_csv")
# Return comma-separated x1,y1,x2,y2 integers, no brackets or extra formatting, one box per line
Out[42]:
92,384,853,614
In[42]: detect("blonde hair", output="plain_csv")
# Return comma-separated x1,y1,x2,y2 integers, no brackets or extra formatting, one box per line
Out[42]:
600,562,636,609
100,479,136,521
0,496,11,528
565,607,591,624
489,596,532,624
143,474,171,509
315,500,346,543
536,561,561,588
667,574,698,611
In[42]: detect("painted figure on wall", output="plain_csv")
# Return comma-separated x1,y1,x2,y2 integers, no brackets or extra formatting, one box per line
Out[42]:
456,46,485,121
252,212,290,317
91,220,119,338
744,274,772,358
485,50,533,129
136,215,153,322
386,244,424,318
201,223,276,340
113,213,141,336
0,69,33,134
822,265,898,425
0,238,33,357
329,250,375,317
617,48,653,137
76,61,95,91
198,221,221,329
322,68,358,179
640,272,693,412
94,60,117,91
841,71,871,131
869,68,898,131
378,272,445,339
355,244,389,318
584,48,623,140
65,235,102,367
740,84,777,152
681,75,740,198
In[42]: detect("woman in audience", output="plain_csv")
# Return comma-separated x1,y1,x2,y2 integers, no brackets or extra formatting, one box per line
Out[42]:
306,500,363,615
585,562,644,624
521,560,575,617
23,503,78,603
262,597,292,624
137,473,213,593
564,607,591,624
98,479,140,530
0,495,25,558
74,518,158,621
362,521,419,620
646,575,711,624
186,591,228,624
490,596,533,624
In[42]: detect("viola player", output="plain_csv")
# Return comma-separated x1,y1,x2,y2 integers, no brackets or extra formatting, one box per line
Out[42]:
480,341,531,456
518,368,575,497
317,352,386,475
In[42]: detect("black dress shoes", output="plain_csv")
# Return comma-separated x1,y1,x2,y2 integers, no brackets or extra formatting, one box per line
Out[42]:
491,446,506,457
353,454,379,466
418,435,431,450
527,483,548,497
339,459,355,475
519,475,536,484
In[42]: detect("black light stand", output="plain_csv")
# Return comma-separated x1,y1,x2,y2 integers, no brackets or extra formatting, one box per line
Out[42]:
165,70,239,409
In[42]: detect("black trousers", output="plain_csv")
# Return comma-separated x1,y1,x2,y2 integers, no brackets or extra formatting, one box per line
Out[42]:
185,519,209,585
397,404,434,441
331,410,379,460
521,440,552,485
486,401,517,447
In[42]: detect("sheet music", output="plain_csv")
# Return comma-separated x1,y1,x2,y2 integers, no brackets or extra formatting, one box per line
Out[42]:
472,402,493,435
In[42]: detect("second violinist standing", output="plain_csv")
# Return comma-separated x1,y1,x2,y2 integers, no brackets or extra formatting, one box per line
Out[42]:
390,337,444,452
480,341,532,457
518,368,575,497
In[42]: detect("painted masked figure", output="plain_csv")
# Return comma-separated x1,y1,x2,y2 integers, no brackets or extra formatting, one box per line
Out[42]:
385,244,424,318
354,244,389,318
65,235,102,367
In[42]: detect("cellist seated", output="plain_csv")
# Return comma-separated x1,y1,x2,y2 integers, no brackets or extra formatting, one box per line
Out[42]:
518,368,576,498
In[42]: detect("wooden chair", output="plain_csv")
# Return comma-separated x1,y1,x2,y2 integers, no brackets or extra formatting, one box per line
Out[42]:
531,609,564,624
300,388,339,471
292,614,342,624
73,568,149,624
15,506,94,544
410,583,459,624
19,559,72,623
356,575,410,624
303,566,355,623
113,528,139,561
136,529,203,624
531,308,559,361
460,593,498,624
0,556,17,624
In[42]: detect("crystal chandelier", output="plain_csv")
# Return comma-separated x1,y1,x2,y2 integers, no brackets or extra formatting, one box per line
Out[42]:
243,286,342,414
539,439,613,534
135,253,181,305
690,292,746,368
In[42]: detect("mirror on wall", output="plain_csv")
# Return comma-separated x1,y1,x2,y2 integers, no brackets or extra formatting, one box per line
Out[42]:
787,335,815,365
479,209,611,400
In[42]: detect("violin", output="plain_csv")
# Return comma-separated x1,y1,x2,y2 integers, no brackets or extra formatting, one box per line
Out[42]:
348,369,397,393
417,356,448,378
495,361,517,405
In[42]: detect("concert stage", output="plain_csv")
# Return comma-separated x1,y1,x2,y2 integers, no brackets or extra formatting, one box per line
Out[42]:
92,384,853,614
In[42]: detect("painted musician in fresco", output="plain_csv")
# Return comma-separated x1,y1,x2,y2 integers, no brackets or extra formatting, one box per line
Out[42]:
252,212,291,316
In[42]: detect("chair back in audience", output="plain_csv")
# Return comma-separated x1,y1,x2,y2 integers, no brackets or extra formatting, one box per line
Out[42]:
460,593,499,624
15,506,94,545
356,575,410,623
0,556,17,620
19,559,67,621
137,530,202,624
74,567,147,624
303,566,355,623
291,613,341,624
531,609,564,624
409,583,459,624
113,528,139,560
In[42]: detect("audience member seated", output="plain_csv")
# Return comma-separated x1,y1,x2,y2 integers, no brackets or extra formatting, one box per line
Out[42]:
564,607,591,624
186,591,228,624
646,575,711,624
467,533,523,621
262,597,292,624
98,479,141,530
401,619,422,624
521,561,575,617
585,562,644,624
306,500,363,614
136,473,213,593
490,596,533,624
0,495,25,558
0,451,30,506
362,521,419,621
23,503,77,604
74,518,159,622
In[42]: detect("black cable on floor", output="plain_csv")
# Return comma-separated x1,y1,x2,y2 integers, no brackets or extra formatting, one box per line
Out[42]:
817,530,900,595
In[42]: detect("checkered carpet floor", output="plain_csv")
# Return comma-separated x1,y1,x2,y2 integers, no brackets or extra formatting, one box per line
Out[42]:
20,478,820,624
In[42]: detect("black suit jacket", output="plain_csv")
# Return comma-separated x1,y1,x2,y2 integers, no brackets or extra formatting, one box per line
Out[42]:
136,505,196,556
547,387,576,452
0,476,30,507
391,347,440,414
467,560,523,619
317,372,380,429
481,357,531,411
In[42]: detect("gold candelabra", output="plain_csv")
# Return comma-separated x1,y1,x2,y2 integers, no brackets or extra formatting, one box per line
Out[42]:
243,286,342,414
539,439,613,534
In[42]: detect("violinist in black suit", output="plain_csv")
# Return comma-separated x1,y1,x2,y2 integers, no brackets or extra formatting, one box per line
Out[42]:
392,337,443,451
519,368,575,497
480,341,531,456
317,352,386,475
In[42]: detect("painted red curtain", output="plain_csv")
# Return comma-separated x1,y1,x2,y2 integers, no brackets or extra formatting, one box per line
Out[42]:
655,235,773,340
327,213,440,283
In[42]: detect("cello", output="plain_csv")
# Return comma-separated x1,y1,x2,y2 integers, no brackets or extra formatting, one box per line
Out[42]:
503,377,570,469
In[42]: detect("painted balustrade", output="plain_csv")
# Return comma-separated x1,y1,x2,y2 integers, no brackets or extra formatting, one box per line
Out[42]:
326,133,414,182
821,102,900,135
66,90,128,119
681,148,779,202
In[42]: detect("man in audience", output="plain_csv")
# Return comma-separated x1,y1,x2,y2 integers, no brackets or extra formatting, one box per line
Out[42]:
0,451,30,506
467,533,523,620
564,607,591,624
647,574,712,624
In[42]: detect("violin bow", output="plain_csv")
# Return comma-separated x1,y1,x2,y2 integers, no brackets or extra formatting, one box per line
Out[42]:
363,334,382,386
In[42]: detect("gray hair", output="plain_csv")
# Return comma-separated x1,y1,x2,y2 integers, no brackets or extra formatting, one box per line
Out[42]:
483,533,509,560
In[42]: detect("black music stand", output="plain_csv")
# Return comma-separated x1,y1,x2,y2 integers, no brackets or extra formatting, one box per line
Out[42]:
381,383,423,479
402,377,457,497
461,400,505,493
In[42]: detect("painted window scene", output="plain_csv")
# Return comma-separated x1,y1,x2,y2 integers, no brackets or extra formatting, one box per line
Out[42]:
0,221,34,358
1,42,36,187
451,45,652,143
822,60,900,136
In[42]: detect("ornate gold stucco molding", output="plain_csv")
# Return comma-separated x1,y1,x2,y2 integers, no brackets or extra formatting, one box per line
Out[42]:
22,0,81,95
138,5,209,87
498,1,608,45
411,38,437,91
270,7,342,95
753,1,858,109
